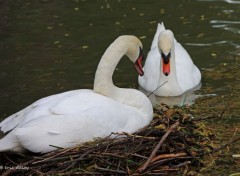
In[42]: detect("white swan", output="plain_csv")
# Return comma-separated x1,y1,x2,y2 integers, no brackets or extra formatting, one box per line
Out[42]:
0,35,153,154
138,22,201,96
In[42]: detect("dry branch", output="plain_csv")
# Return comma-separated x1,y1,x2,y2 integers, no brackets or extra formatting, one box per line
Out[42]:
136,121,180,173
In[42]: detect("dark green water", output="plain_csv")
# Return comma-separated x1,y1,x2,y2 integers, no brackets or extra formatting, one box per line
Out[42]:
0,0,239,174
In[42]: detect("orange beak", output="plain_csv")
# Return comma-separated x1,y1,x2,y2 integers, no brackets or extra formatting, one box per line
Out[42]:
135,55,144,76
162,60,170,76
162,52,171,76
134,48,144,76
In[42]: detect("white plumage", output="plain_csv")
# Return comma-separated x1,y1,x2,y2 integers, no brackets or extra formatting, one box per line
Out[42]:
0,35,153,153
139,22,201,96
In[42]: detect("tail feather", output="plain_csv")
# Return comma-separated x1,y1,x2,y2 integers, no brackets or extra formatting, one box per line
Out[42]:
0,106,31,133
0,132,26,153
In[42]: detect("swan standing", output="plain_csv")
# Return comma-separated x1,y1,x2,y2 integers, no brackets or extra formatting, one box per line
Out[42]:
138,22,201,96
0,35,153,153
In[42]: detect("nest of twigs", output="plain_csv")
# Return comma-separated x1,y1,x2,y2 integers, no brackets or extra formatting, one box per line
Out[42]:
1,106,235,176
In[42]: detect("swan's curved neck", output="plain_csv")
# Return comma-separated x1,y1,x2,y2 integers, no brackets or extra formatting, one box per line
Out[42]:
93,38,152,120
93,40,126,96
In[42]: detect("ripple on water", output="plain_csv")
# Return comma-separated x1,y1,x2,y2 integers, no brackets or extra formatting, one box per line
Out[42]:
198,0,240,4
211,20,240,34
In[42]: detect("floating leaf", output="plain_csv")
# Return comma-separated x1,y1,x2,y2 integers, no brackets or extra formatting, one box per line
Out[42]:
82,45,89,49
54,41,60,44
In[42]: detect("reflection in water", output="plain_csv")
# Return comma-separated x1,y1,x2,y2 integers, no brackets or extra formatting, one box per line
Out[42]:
211,20,240,24
211,20,240,34
185,40,227,46
198,0,240,4
148,92,200,107
139,84,203,107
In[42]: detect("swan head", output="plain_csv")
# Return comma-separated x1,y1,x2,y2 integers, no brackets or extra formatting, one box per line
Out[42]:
158,30,174,76
120,35,144,76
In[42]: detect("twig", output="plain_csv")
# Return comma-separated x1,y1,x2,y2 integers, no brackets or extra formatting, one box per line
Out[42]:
60,148,94,165
130,153,148,159
49,144,64,150
232,154,240,158
191,115,220,122
150,152,187,163
1,169,17,176
147,81,168,97
32,147,74,164
28,168,46,176
3,154,19,165
94,164,126,174
136,121,180,173
112,132,156,140
100,152,124,158
172,161,191,168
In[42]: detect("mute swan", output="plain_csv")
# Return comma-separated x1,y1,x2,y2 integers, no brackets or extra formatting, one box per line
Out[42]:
138,22,201,96
0,35,153,154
